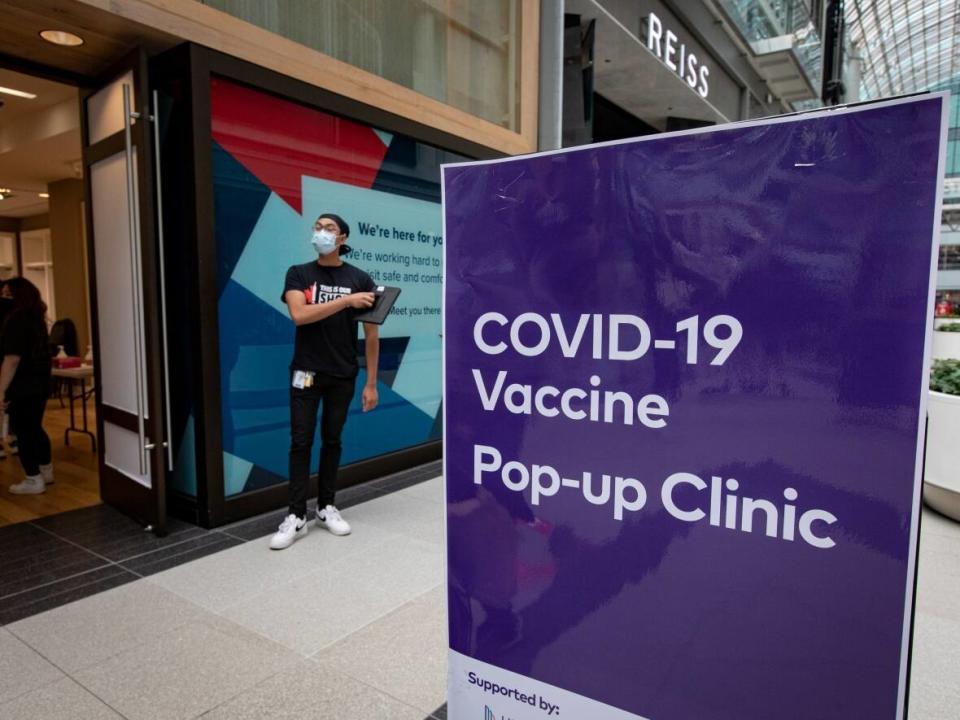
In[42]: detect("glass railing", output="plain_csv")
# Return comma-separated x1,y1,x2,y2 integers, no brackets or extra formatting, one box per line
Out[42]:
719,0,822,89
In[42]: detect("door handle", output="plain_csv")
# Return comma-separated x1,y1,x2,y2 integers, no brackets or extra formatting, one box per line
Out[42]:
152,90,174,473
123,83,148,476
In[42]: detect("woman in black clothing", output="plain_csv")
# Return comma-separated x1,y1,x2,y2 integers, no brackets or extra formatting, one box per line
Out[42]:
0,280,15,459
2,278,53,495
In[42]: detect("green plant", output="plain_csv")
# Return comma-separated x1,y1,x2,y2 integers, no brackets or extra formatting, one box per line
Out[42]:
931,359,960,396
936,323,960,332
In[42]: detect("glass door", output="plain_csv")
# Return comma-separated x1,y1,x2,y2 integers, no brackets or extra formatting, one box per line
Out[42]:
81,50,171,533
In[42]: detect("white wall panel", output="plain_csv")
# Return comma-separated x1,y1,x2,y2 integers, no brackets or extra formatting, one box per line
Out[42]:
104,422,151,488
86,70,135,145
90,151,146,416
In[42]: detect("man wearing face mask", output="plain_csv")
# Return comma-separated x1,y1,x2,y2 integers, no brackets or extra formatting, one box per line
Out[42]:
270,213,379,550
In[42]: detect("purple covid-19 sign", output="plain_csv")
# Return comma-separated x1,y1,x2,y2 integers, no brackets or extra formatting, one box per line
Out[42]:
442,95,947,720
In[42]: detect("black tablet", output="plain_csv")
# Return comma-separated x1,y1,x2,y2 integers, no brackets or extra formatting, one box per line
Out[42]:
354,285,401,325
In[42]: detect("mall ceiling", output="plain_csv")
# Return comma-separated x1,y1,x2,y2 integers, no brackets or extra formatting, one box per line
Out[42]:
0,68,81,218
0,1,178,220
847,0,960,98
1,0,177,82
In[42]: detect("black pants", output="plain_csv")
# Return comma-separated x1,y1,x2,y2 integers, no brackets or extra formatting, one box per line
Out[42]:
288,372,356,518
8,394,51,477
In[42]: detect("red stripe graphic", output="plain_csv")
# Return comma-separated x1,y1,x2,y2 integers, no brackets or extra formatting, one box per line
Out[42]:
211,77,390,213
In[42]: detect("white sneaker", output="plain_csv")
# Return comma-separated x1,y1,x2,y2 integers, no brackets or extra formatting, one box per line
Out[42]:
10,475,45,495
269,514,307,550
316,505,351,536
40,463,54,485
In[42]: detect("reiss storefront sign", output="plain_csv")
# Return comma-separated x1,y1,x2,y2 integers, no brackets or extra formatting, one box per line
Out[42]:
646,11,710,98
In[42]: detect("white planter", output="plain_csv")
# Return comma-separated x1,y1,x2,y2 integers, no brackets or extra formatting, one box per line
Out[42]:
924,390,960,521
934,317,960,329
932,329,960,361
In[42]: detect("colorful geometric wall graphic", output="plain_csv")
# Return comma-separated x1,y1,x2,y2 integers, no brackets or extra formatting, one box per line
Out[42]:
210,77,455,496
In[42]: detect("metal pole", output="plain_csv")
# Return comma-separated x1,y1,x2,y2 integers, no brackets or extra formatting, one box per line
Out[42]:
123,84,147,476
539,0,564,150
822,0,846,105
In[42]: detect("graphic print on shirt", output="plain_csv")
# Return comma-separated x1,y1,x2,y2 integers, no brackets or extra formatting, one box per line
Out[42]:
304,282,353,305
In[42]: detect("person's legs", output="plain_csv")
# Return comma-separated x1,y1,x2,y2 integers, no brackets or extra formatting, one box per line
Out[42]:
8,395,46,493
11,396,44,476
38,426,51,466
288,382,321,519
316,375,356,508
38,419,53,484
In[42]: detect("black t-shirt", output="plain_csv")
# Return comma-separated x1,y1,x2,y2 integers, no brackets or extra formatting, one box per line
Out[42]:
2,309,51,399
282,260,376,378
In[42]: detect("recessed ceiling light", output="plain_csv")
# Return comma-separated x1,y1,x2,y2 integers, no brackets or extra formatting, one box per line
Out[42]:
38,192,50,199
39,30,84,47
0,86,37,100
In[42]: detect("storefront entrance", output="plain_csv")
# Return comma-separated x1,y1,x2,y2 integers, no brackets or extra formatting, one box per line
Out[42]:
0,66,101,526
0,7,452,533
0,56,172,530
0,7,176,531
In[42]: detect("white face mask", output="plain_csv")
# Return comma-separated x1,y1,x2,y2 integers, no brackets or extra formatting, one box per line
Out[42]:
311,229,337,255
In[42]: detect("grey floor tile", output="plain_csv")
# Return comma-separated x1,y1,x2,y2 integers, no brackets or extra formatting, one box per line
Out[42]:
199,661,426,720
908,611,960,720
0,525,108,599
428,704,447,720
0,677,123,720
920,507,960,540
149,517,396,613
33,504,207,562
918,519,960,558
369,473,435,495
916,519,960,623
398,476,444,503
119,532,243,576
73,614,300,720
0,628,65,705
0,565,138,626
30,503,138,537
0,521,60,557
337,484,390,510
369,461,441,488
220,510,295,542
313,584,447,715
345,490,446,547
8,580,209,673
222,536,444,655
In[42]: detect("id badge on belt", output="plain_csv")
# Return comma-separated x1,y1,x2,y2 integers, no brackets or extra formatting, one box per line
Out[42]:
292,370,315,389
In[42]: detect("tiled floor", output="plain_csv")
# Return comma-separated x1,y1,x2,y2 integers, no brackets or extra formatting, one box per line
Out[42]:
0,466,958,719
0,461,441,626
0,465,448,720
